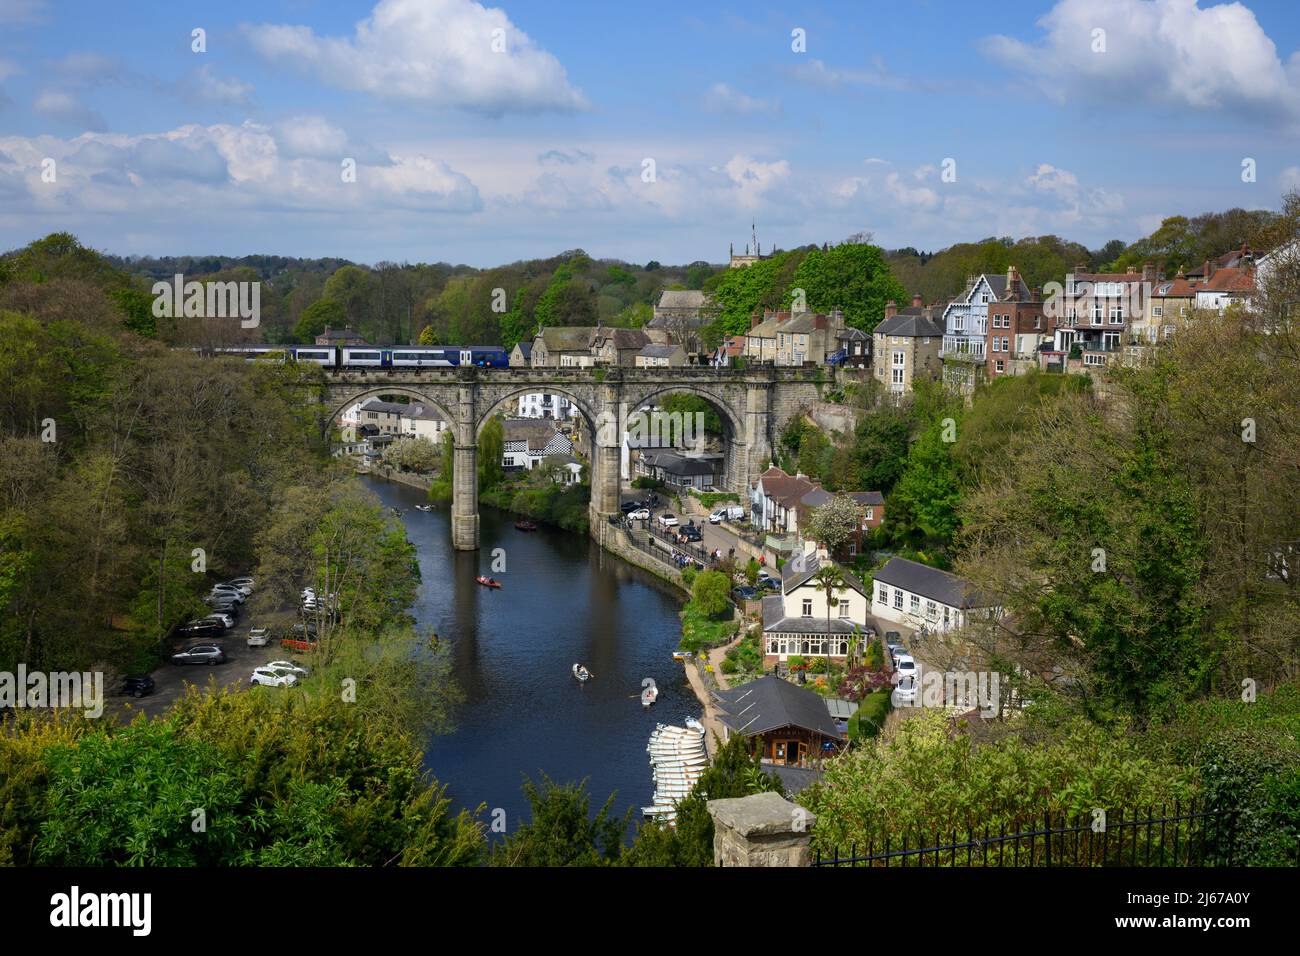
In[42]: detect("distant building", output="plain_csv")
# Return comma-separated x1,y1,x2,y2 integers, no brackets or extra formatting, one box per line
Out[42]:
509,341,532,367
634,450,722,491
589,328,652,366
501,418,575,471
874,302,944,396
870,556,993,634
399,403,448,443
530,326,599,367
714,675,847,767
315,327,368,347
634,343,687,367
517,392,579,420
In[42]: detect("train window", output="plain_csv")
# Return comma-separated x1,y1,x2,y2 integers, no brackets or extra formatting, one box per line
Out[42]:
296,351,330,360
348,352,381,360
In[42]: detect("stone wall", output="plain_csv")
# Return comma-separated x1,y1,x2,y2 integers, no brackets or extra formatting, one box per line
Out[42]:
708,791,816,866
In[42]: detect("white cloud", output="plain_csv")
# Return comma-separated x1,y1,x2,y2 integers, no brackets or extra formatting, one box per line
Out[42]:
701,83,778,115
32,90,106,131
276,116,349,159
183,64,255,107
981,0,1300,120
244,0,587,114
719,155,791,208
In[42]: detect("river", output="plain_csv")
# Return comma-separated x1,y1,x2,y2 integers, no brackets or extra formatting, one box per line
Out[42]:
360,474,696,836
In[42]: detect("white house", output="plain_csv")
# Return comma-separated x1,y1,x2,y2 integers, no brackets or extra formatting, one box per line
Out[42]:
870,556,991,634
516,392,579,420
399,403,448,442
762,559,872,666
502,418,575,471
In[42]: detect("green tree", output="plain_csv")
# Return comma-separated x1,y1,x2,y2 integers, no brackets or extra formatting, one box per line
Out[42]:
812,563,847,673
804,494,865,558
490,775,630,867
789,241,908,333
891,419,963,543
691,570,732,618
294,298,345,342
478,416,504,491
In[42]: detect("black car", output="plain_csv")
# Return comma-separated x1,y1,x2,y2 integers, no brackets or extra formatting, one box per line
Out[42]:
760,577,782,592
680,526,703,542
171,644,226,665
731,586,759,602
176,619,226,638
120,675,156,698
620,501,640,514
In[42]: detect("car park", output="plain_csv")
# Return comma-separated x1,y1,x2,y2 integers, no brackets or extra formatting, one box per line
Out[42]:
176,619,226,638
246,627,270,647
119,675,155,698
171,644,227,666
249,666,296,688
657,513,679,528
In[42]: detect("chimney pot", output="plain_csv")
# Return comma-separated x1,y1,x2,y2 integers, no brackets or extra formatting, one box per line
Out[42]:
911,292,923,308
885,299,897,318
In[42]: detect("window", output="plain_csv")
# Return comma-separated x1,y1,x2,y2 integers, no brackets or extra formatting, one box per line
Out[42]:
802,599,812,617
1110,304,1125,324
893,589,903,610
981,293,990,303
864,508,874,521
925,601,937,620
1152,305,1163,318
995,360,1005,372
909,594,920,613
838,600,850,618
892,350,905,368
1002,336,1010,352
877,585,888,603
891,367,905,386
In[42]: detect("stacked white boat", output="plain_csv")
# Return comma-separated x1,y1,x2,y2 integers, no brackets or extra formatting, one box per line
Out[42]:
642,717,708,825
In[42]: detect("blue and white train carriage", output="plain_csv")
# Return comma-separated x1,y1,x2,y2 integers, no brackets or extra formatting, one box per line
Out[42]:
203,345,509,369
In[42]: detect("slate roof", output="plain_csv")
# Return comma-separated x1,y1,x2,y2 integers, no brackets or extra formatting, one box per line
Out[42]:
513,342,532,359
535,326,599,352
762,594,866,636
872,556,987,609
656,290,708,310
714,675,845,740
638,343,682,358
780,557,868,598
641,451,717,477
591,328,651,350
874,313,944,337
502,418,567,453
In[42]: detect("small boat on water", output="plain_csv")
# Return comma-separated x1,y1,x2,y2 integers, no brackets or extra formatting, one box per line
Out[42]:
415,504,433,512
572,663,592,682
390,507,405,517
514,520,539,532
475,576,502,589
641,684,659,708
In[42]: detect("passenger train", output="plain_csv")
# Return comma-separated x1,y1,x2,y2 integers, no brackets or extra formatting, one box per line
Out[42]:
199,345,510,369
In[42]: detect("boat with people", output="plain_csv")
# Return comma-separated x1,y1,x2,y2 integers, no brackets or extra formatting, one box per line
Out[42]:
514,520,539,532
475,576,502,589
415,504,433,512
572,663,592,682
641,684,659,707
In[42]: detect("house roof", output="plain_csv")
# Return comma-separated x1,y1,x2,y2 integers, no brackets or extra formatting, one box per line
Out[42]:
359,399,410,415
641,451,716,477
656,290,708,310
872,556,987,609
534,326,599,352
1201,266,1254,293
780,557,868,599
591,328,650,350
513,341,533,358
502,418,567,452
837,327,869,341
874,313,944,337
404,403,445,421
638,343,682,358
714,675,845,740
754,466,820,507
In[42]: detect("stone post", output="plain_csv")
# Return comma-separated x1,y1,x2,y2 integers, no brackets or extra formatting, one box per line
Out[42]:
707,791,816,867
745,378,773,488
451,368,479,551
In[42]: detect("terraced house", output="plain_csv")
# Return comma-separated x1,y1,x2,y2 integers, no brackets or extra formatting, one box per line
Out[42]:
874,296,944,396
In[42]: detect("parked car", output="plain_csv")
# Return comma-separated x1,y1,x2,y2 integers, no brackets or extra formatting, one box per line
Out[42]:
219,581,253,596
711,506,744,522
708,509,726,524
892,676,917,705
176,619,225,638
680,526,703,542
893,654,917,682
731,586,759,603
226,576,255,589
627,508,650,521
203,612,235,629
657,513,679,528
760,577,782,592
171,644,226,666
249,666,296,688
620,501,640,514
246,627,270,648
205,593,241,610
266,660,309,678
208,586,245,604
119,675,155,698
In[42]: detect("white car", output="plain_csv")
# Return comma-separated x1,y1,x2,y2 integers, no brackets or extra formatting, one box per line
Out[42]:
893,654,918,683
657,513,679,528
246,627,270,647
265,660,309,678
892,676,918,705
627,508,650,521
708,509,726,524
221,581,253,596
249,666,296,688
203,612,235,629
227,576,255,589
209,587,245,604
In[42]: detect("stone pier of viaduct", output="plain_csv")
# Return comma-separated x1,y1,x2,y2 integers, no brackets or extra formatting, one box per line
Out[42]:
323,365,829,551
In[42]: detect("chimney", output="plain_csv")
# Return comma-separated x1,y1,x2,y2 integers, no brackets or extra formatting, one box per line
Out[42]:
911,292,923,308
1141,261,1155,283
1007,265,1018,291
1202,259,1211,279
1126,265,1137,275
813,313,827,330
885,299,897,318
750,311,761,330
1074,261,1087,275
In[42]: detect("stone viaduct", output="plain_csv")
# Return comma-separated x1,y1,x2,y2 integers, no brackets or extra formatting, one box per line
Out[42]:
322,365,828,551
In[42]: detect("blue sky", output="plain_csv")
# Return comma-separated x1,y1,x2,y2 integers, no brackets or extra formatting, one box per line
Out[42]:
2,0,1299,265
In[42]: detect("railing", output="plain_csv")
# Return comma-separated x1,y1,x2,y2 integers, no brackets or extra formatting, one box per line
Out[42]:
810,802,1297,867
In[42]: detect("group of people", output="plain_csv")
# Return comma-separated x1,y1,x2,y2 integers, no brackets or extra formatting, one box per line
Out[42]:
670,551,704,571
